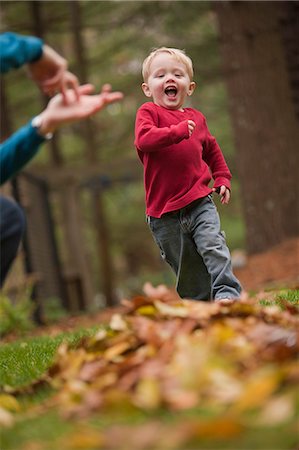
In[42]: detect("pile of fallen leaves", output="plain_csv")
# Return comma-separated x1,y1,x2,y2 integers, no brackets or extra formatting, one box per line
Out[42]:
2,290,299,449
49,293,298,416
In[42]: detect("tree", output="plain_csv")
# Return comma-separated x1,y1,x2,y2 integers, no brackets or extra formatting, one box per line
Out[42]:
214,1,299,254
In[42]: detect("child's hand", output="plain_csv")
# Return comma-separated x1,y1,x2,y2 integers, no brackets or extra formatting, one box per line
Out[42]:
188,120,196,137
212,185,230,204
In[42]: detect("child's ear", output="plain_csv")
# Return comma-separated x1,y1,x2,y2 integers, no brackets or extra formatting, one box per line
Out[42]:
188,81,196,96
142,83,152,98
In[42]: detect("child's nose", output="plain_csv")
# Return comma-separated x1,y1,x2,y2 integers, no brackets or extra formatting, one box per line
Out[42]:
166,75,175,83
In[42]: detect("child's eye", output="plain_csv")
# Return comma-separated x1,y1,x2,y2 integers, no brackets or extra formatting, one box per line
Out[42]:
175,73,182,77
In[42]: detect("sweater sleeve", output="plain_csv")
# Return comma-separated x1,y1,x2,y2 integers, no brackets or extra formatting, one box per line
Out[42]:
0,32,43,74
201,118,232,190
135,104,190,152
0,123,45,185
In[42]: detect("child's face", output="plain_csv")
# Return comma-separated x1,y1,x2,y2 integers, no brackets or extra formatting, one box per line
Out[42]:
142,52,195,111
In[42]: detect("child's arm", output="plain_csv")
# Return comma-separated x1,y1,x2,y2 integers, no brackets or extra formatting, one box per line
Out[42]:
135,106,194,151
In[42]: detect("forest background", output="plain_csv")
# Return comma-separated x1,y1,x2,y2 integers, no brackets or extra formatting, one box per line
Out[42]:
1,1,298,313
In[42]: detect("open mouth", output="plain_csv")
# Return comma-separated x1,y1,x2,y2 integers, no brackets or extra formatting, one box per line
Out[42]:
164,86,177,97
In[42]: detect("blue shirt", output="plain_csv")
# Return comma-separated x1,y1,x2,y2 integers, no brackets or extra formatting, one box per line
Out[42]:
0,32,45,184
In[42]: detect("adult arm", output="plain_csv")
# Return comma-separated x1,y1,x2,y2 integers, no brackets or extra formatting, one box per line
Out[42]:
0,124,45,184
0,32,79,99
0,32,43,73
0,84,123,184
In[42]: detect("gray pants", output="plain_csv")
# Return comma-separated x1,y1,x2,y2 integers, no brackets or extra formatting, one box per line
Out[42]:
147,195,242,301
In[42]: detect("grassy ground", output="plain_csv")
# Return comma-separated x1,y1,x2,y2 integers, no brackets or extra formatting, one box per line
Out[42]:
0,329,97,389
1,289,298,450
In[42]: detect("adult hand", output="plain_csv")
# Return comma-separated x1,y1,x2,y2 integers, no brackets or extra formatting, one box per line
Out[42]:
37,83,123,135
27,44,79,101
212,185,231,204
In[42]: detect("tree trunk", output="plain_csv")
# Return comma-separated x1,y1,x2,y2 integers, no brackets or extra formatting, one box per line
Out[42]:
69,0,117,306
214,1,299,254
29,0,63,166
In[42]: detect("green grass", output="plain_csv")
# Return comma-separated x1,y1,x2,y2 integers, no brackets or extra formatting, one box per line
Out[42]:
1,410,75,450
259,289,299,308
0,328,98,389
1,401,297,450
0,293,34,337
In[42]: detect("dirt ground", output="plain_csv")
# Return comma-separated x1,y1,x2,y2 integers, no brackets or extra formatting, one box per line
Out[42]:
234,237,299,291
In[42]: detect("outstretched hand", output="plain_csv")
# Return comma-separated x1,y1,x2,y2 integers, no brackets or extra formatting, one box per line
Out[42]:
212,185,231,204
37,83,124,135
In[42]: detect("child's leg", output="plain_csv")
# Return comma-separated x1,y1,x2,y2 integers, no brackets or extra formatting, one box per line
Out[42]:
147,213,211,300
176,233,211,300
190,196,242,300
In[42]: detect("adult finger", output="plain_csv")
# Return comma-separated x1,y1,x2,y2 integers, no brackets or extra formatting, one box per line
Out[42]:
101,83,112,94
77,84,95,95
64,72,80,100
102,91,124,105
41,67,64,89
57,84,95,106
90,92,123,114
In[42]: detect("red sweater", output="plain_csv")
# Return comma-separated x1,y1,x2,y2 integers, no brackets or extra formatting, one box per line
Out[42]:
134,102,232,218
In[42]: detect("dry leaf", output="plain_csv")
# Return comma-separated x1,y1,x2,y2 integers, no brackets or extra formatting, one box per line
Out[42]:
133,377,162,409
234,368,281,411
0,393,20,412
256,394,295,425
0,406,14,427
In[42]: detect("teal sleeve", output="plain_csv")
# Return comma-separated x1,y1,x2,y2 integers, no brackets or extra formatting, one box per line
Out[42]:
0,32,43,73
0,123,45,184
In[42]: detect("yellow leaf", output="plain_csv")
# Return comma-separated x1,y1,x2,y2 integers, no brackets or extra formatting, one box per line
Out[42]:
136,305,157,316
192,417,243,439
133,377,161,409
234,369,281,411
63,427,105,449
0,394,20,412
210,322,236,342
103,341,132,360
154,300,189,317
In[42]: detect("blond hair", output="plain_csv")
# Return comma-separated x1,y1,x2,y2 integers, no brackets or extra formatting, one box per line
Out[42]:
142,47,194,82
